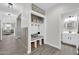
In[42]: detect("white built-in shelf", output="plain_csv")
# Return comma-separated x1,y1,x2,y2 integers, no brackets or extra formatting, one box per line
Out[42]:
31,10,45,18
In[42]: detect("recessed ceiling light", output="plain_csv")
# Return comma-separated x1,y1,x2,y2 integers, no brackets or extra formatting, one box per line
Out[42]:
8,3,13,8
8,3,13,6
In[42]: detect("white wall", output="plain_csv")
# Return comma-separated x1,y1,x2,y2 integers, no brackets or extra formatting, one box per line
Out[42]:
15,3,31,28
14,3,32,53
0,12,16,24
46,3,79,49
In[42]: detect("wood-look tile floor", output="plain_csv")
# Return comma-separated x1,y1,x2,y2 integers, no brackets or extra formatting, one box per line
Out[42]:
0,34,78,55
0,34,27,55
30,44,77,55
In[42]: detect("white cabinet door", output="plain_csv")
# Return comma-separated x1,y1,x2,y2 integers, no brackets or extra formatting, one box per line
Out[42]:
71,34,78,45
62,33,67,42
62,33,78,46
66,34,72,44
67,34,73,45
62,33,70,43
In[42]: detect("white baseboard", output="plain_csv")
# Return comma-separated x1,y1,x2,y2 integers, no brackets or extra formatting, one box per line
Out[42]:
45,42,61,50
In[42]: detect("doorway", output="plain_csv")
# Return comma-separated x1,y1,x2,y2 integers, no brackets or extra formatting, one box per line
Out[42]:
0,13,27,55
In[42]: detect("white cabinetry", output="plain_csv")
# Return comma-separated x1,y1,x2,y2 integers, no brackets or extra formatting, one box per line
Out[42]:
62,32,79,46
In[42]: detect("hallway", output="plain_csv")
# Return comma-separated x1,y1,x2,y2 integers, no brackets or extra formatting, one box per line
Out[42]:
0,34,27,55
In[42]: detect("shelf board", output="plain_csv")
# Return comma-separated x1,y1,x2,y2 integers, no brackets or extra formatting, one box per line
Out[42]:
31,10,45,18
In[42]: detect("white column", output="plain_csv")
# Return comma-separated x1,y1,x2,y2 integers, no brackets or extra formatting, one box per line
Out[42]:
76,43,78,54
76,36,79,54
34,41,37,48
39,39,42,45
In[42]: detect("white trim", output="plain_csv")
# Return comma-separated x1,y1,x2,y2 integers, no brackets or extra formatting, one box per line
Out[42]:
1,21,2,40
44,17,47,44
27,8,32,54
46,42,61,49
31,10,45,18
27,49,31,54
59,15,62,49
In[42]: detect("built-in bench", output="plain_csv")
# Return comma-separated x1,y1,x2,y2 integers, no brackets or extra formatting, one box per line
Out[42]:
31,36,44,48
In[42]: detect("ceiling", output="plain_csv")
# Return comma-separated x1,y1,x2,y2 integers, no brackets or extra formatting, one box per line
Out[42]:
0,3,57,15
0,3,19,15
34,3,57,11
